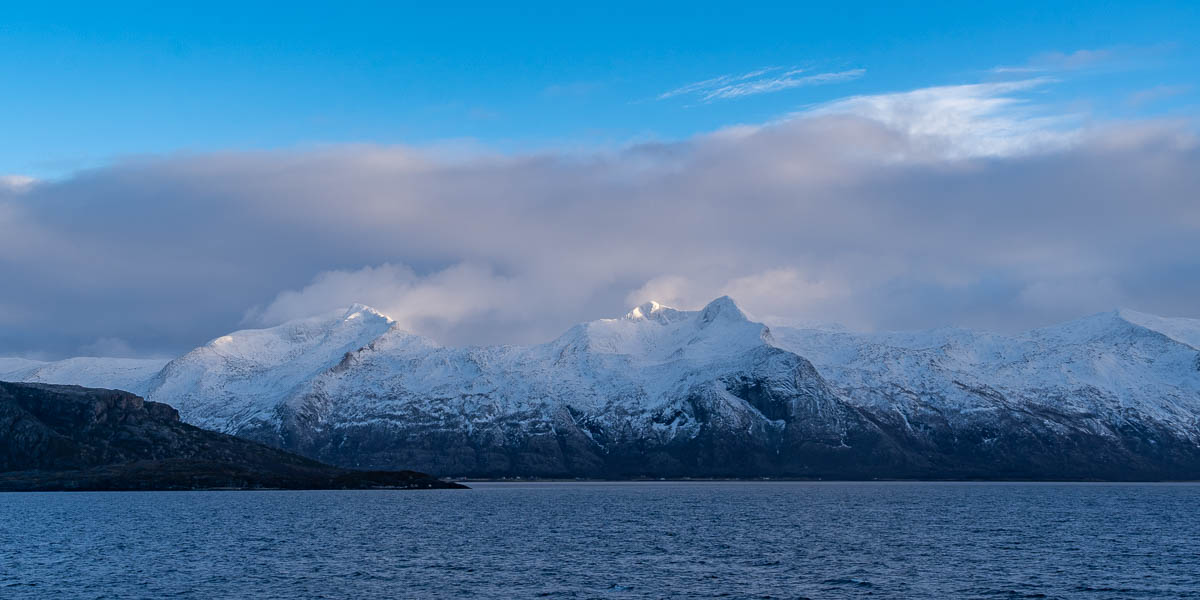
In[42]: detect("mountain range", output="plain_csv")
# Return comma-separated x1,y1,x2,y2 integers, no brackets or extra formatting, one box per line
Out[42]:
4,297,1199,479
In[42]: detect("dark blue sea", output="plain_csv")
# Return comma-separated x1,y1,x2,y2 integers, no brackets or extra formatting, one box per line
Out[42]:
2,482,1198,599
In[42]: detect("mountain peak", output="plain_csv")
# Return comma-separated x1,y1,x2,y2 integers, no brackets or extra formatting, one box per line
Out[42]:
342,304,394,324
1114,308,1200,350
1027,308,1200,352
1115,307,1156,322
698,296,748,324
625,300,670,320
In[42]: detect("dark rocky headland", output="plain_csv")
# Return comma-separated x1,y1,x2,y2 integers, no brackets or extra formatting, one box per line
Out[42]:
0,381,465,491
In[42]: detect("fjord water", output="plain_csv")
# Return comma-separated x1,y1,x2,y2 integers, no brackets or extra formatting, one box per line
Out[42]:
2,483,1197,599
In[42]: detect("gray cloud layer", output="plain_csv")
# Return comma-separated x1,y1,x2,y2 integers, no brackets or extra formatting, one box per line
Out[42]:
1,83,1197,357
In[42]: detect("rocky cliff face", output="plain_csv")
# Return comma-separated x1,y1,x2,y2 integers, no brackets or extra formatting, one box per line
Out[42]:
0,381,463,490
6,299,1200,480
0,381,182,472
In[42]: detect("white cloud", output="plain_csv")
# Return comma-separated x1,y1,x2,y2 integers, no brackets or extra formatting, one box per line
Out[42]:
990,44,1177,75
249,263,526,342
0,175,36,191
1126,84,1192,108
702,69,865,101
1,77,1198,356
804,78,1078,158
626,269,847,324
625,275,707,311
721,269,847,316
657,66,785,100
992,49,1116,74
659,66,864,103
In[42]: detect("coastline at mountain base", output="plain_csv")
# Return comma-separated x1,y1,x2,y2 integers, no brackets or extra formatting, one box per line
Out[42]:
0,381,465,491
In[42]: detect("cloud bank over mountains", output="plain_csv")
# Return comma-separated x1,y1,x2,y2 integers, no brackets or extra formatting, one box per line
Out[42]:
1,80,1197,357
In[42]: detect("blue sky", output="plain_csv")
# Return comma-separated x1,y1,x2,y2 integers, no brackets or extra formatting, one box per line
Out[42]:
3,1,1198,177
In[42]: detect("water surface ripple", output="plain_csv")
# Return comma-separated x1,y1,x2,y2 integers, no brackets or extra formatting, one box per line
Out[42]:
2,482,1198,598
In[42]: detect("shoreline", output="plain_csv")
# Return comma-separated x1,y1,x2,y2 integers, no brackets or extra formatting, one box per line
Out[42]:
453,477,1200,484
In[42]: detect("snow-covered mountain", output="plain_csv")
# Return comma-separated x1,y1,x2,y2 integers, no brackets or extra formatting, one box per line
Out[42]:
5,299,1200,479
113,297,882,477
772,309,1200,432
0,356,169,395
144,304,396,435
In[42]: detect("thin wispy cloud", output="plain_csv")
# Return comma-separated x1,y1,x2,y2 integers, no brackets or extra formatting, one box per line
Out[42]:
1126,84,1192,108
990,44,1176,75
659,66,864,102
656,66,785,100
992,49,1115,74
706,69,865,100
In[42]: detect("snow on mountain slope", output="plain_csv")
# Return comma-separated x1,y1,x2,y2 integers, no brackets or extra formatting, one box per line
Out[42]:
143,304,397,433
5,299,1200,478
297,295,800,427
0,358,43,379
262,295,866,475
559,297,770,365
771,309,1200,433
0,357,169,394
1116,309,1200,350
